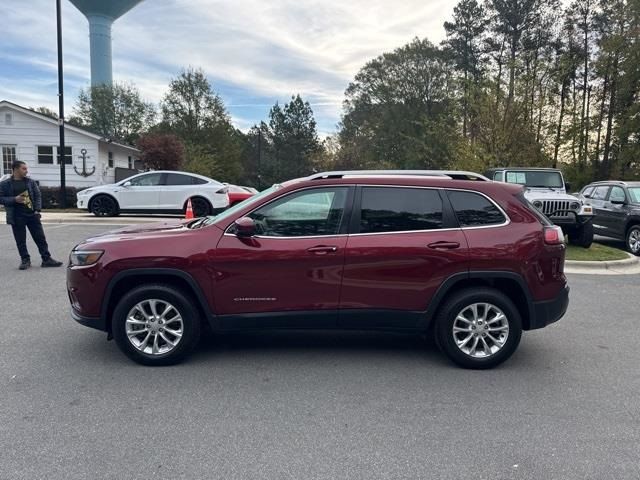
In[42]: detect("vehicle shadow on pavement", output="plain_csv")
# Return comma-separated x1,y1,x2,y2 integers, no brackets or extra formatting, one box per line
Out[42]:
192,330,451,367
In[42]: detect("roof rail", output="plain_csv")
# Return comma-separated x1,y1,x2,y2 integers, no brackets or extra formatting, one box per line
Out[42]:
308,170,489,181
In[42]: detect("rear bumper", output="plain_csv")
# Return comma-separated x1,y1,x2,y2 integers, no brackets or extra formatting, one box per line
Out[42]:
528,285,570,330
71,308,107,332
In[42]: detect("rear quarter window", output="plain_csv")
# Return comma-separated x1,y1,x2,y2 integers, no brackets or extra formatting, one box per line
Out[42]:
447,190,506,227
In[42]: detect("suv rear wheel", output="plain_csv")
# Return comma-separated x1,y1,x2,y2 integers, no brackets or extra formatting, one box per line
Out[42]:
435,288,522,369
112,284,201,366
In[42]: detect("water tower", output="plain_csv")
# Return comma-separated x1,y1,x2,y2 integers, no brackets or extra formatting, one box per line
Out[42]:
68,0,144,86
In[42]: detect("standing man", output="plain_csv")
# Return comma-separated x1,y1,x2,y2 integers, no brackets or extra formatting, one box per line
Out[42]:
0,160,63,270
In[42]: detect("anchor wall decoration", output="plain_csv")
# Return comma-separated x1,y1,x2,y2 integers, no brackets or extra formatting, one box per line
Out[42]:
74,148,95,177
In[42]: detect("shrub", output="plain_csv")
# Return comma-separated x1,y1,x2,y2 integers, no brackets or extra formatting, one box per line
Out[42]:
39,187,83,209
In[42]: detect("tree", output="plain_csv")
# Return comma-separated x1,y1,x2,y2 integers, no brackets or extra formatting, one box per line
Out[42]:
444,0,488,138
340,38,458,170
160,67,228,144
73,82,155,144
136,133,185,170
267,95,320,181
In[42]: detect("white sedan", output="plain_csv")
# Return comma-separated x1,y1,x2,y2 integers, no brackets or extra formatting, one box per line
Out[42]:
77,171,229,217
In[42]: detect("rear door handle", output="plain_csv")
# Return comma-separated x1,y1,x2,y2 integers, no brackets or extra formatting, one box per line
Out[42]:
307,245,338,254
427,241,460,250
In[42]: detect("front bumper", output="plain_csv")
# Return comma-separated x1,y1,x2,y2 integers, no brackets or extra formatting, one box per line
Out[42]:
71,307,107,332
528,284,570,330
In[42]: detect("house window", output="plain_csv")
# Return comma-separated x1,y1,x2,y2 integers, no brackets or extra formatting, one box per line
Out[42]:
5,113,12,125
38,146,54,164
57,146,72,165
108,151,114,168
128,156,133,169
37,146,72,165
2,145,17,174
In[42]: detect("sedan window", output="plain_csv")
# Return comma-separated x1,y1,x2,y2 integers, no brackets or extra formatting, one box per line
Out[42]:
165,173,202,186
629,188,640,203
128,173,163,186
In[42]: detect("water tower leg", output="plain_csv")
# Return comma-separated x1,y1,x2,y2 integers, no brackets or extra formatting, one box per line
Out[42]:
87,14,113,86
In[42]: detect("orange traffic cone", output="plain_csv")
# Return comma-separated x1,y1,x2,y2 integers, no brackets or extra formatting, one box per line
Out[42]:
185,198,194,219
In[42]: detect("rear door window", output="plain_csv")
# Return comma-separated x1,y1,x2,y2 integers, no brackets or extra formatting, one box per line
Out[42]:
447,190,506,227
358,187,443,233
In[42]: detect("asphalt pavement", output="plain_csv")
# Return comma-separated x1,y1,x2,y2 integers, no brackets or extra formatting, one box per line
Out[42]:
1,223,639,480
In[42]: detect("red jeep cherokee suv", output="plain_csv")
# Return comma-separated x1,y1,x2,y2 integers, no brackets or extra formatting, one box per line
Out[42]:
67,171,569,369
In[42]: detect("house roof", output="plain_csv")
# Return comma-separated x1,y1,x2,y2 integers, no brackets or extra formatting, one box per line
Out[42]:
0,100,140,153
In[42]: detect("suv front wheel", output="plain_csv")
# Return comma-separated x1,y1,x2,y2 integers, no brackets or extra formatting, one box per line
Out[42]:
435,288,522,369
627,225,640,256
112,284,202,365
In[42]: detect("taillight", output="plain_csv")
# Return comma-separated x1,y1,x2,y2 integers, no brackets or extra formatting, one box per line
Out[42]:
544,226,564,245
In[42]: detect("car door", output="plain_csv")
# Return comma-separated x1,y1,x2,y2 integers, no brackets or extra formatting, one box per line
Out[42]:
212,186,353,329
117,172,164,210
160,173,197,210
338,186,469,329
604,186,629,239
589,185,611,235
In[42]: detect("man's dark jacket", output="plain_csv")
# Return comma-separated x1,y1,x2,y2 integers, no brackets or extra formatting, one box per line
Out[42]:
0,176,42,225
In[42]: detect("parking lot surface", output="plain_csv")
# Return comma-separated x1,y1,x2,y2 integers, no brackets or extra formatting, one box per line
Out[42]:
1,223,639,479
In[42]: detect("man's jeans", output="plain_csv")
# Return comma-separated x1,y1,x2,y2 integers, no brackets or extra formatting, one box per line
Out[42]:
11,214,51,261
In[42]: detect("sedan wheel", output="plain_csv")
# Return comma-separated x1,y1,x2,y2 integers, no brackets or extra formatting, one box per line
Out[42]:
190,197,211,217
91,195,118,217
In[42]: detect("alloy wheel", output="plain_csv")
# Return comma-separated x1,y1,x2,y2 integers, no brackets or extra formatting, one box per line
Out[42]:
628,229,640,254
125,299,184,356
452,302,509,358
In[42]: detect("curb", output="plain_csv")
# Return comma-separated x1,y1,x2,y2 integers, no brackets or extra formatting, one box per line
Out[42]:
565,253,640,275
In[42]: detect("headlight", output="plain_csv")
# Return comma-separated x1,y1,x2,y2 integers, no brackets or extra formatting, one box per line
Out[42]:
69,250,104,267
570,202,580,210
533,200,543,209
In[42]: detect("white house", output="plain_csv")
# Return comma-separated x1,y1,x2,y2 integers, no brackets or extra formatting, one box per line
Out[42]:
0,100,140,188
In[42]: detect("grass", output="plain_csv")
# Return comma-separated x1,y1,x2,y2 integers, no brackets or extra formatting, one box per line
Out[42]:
565,242,628,261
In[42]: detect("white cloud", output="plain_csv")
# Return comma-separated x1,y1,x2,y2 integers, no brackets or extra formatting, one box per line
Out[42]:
1,0,456,130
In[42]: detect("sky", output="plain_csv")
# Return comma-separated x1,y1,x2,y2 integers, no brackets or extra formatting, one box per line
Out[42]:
1,0,456,136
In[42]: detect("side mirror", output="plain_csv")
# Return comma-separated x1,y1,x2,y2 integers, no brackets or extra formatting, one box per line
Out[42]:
123,181,132,187
234,217,256,237
564,182,572,191
611,199,626,205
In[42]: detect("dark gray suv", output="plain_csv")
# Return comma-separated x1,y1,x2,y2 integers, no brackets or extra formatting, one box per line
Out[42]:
578,181,640,255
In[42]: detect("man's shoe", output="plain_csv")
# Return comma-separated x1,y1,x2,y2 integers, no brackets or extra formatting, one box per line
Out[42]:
19,259,31,270
41,258,63,268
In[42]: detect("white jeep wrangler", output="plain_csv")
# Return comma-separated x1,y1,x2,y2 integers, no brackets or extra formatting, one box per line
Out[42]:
486,167,594,248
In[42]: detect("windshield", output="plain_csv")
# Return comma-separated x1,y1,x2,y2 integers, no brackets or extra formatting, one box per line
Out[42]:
505,171,564,188
628,187,640,203
200,185,282,226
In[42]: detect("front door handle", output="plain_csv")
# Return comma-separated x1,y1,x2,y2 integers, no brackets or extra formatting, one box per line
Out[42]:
307,245,338,255
427,241,460,250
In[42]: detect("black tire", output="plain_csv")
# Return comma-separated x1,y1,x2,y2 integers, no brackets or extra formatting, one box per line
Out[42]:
626,225,640,256
567,222,593,248
112,284,201,366
435,288,522,369
90,194,119,217
188,197,212,217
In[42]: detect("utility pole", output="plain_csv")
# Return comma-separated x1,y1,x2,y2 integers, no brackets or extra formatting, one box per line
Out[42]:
56,0,67,208
257,127,262,190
